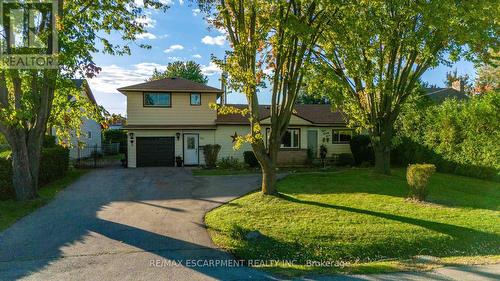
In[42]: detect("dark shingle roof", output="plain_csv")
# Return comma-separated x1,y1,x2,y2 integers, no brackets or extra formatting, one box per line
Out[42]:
215,104,347,125
423,88,469,103
117,77,223,93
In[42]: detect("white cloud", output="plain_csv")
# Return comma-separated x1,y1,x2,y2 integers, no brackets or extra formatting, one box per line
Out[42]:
87,63,168,115
201,35,225,46
136,32,157,40
167,56,183,61
192,54,202,59
158,34,169,39
201,62,222,76
192,8,201,16
179,0,184,5
164,44,184,53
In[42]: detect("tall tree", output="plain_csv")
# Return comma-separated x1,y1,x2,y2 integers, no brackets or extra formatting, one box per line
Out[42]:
0,0,168,200
148,61,208,84
444,69,473,94
314,0,498,174
475,51,500,94
200,0,329,194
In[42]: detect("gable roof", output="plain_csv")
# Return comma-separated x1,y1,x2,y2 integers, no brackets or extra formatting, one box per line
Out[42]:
215,104,348,125
117,77,223,93
72,79,97,105
423,87,469,103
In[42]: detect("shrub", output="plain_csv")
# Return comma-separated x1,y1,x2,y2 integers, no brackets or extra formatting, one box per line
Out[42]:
243,151,259,167
406,164,436,201
0,146,69,200
217,156,244,170
395,92,499,180
350,135,374,166
43,135,57,148
39,146,70,186
203,144,221,168
0,154,13,200
337,153,355,166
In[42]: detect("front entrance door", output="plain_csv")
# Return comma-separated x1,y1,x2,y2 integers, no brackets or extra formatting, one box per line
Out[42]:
307,130,318,158
183,134,199,165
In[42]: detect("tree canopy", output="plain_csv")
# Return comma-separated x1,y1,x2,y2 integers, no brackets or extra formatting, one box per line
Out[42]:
311,0,499,174
148,61,208,84
0,0,169,200
200,0,330,194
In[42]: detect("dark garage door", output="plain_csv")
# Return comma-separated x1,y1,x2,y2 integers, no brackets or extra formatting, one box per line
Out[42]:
136,137,175,167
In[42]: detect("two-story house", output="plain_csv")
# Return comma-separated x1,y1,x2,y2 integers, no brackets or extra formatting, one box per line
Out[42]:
118,77,352,168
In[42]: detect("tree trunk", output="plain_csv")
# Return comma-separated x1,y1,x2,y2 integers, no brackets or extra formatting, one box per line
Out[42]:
374,143,391,175
10,138,38,200
261,161,277,195
372,120,394,175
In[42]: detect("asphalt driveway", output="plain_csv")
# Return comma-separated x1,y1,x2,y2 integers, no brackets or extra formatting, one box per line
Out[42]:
0,168,275,281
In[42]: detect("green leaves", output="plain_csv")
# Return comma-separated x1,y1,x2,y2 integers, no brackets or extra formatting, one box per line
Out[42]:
148,61,209,84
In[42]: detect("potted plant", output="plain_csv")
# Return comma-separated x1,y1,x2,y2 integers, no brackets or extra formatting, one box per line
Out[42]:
175,156,183,167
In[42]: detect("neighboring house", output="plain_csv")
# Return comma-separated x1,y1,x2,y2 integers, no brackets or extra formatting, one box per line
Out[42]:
52,79,102,159
108,120,125,130
424,80,469,103
118,77,352,168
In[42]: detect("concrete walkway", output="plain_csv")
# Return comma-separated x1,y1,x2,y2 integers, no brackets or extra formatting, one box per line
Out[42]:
315,264,500,281
0,167,498,281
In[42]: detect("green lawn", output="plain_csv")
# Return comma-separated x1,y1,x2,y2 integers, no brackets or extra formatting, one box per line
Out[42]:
0,169,87,232
205,168,500,276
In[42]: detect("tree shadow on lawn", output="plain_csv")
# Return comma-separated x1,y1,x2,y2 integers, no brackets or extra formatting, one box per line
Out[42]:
212,193,500,276
281,170,500,211
260,194,500,260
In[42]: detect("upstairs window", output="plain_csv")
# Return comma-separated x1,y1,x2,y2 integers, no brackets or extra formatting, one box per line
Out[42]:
190,93,201,105
332,129,352,143
144,92,171,107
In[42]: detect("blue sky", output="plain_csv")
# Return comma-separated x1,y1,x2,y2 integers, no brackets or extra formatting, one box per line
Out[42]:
88,1,477,115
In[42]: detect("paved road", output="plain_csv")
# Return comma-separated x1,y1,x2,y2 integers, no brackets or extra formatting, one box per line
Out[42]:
0,168,276,281
0,168,498,281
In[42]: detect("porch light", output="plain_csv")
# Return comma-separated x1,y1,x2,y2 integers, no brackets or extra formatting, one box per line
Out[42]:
129,132,134,145
176,132,181,140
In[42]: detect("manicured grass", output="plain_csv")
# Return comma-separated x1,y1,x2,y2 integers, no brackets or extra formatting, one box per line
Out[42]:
0,169,87,232
205,168,500,276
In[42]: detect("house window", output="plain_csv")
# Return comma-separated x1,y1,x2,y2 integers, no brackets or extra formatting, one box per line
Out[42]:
87,131,92,139
332,129,352,143
282,129,300,148
144,92,171,107
190,93,201,105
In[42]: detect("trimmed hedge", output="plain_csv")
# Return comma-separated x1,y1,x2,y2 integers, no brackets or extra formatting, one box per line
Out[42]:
337,153,355,166
203,144,221,168
39,147,70,186
0,154,13,200
0,146,69,200
406,164,436,201
395,92,499,180
243,151,259,167
350,135,374,166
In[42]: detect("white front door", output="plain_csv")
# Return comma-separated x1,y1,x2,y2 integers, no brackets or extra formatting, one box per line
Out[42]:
183,134,199,165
